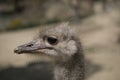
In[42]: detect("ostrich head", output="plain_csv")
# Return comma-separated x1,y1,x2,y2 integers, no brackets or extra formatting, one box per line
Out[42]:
14,23,79,62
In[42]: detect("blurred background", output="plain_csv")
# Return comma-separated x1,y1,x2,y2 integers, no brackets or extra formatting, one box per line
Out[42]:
0,0,120,80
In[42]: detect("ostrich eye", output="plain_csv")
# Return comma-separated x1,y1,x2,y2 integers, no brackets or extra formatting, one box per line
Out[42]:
46,36,58,45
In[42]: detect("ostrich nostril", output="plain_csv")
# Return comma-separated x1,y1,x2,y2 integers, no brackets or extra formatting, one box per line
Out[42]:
26,44,33,47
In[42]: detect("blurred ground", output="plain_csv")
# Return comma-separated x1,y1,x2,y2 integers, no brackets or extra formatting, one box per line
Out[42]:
0,8,120,80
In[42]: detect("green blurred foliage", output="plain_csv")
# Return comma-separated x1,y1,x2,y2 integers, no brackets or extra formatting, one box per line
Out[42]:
6,19,40,31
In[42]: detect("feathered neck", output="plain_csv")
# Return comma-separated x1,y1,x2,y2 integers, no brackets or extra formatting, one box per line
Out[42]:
54,48,85,80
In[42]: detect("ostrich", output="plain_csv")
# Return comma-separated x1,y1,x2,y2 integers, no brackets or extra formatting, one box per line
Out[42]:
14,23,85,80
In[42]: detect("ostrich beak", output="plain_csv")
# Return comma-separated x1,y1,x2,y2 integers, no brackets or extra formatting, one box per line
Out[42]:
14,39,48,54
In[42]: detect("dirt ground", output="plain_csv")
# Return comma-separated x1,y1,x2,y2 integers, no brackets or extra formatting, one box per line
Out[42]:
0,9,120,80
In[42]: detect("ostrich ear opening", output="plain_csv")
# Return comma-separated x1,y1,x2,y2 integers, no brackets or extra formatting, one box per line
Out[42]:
65,40,77,56
14,39,47,54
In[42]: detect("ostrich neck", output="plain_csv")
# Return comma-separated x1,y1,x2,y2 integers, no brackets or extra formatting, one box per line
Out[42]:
54,52,85,80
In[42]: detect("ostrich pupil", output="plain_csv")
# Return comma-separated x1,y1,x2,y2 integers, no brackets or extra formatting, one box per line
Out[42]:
47,37,58,45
